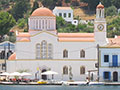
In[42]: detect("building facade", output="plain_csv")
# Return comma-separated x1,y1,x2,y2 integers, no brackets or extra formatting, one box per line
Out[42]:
99,36,120,82
53,7,78,25
7,3,107,81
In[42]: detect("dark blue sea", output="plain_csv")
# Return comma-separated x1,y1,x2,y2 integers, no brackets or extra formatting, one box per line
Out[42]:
0,85,120,90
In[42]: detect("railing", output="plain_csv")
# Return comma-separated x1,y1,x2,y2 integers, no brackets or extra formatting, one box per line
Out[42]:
109,63,120,67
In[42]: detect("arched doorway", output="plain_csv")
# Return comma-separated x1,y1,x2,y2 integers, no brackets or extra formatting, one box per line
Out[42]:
113,71,118,82
41,69,47,80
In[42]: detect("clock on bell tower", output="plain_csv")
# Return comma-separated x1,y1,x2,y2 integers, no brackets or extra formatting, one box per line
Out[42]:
94,2,107,44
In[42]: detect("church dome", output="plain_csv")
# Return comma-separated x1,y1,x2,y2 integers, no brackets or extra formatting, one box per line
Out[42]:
8,53,16,60
31,7,55,17
97,3,104,8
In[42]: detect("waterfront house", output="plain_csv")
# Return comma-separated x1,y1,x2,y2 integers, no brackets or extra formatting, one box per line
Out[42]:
99,36,120,82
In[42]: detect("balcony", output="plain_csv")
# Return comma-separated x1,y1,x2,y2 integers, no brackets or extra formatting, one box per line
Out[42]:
109,63,120,67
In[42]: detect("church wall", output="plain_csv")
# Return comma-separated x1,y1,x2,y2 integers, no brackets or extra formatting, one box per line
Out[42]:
16,32,98,60
7,60,97,81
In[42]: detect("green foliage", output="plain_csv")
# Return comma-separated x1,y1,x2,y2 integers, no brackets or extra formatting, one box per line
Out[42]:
81,0,100,10
24,29,28,32
17,18,26,29
40,0,57,9
71,0,79,6
65,0,71,3
0,12,16,37
0,0,16,10
56,16,66,29
31,0,39,14
10,0,30,21
105,6,117,16
101,0,112,8
107,16,120,37
111,0,120,9
101,0,120,9
56,16,93,33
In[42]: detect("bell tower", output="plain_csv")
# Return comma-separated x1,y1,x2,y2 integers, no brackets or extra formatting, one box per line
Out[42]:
94,2,107,44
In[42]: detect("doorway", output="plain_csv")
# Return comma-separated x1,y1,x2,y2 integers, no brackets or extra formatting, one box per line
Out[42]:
113,71,118,82
41,69,47,80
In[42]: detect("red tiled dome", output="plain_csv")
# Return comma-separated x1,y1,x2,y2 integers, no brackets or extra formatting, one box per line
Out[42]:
8,53,16,60
97,3,104,8
31,7,55,17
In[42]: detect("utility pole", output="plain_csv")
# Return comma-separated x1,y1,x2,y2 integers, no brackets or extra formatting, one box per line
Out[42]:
97,44,99,82
4,45,6,72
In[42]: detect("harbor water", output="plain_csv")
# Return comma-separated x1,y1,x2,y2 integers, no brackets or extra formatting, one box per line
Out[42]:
0,85,120,90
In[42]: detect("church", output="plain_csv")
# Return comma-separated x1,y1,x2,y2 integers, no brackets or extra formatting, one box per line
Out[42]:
7,3,107,81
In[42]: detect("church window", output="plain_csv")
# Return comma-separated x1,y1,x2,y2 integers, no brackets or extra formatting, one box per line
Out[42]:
39,20,41,30
36,43,41,59
49,19,51,29
63,66,68,75
48,44,53,59
80,49,85,58
59,13,62,17
36,20,38,29
41,40,47,59
80,66,85,74
63,49,68,58
64,13,66,18
68,13,71,18
45,19,47,30
42,20,44,29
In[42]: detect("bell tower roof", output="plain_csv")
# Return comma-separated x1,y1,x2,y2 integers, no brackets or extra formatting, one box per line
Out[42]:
97,2,104,9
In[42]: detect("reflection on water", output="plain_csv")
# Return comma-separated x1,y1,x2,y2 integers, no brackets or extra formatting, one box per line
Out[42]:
0,85,120,90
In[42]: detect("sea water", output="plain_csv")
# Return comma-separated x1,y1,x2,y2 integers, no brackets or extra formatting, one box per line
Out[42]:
0,85,120,90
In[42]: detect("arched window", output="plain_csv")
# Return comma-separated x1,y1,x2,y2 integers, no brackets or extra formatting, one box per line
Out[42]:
80,66,85,74
48,43,53,59
39,20,41,30
49,20,50,29
80,49,85,58
63,49,68,58
63,66,68,75
41,40,47,59
36,43,41,59
45,19,47,30
36,20,38,29
42,20,44,29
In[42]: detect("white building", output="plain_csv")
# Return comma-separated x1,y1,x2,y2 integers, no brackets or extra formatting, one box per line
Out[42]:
99,36,120,82
53,7,78,25
7,3,107,81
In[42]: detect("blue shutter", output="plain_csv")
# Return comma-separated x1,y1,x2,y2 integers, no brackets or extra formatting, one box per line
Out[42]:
109,72,111,80
103,72,105,79
112,55,118,67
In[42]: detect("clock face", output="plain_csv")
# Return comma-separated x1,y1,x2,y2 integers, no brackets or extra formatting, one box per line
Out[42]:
97,24,104,31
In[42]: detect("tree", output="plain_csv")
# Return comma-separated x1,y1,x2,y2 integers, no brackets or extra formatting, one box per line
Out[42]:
41,0,57,9
31,0,39,14
56,16,66,29
17,18,26,29
10,0,30,21
81,0,100,10
101,0,112,8
0,12,16,41
105,6,117,16
111,0,120,9
107,16,120,37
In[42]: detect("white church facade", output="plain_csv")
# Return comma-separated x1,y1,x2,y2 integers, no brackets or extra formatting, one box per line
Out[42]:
7,3,107,81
